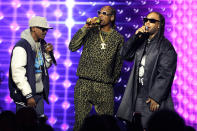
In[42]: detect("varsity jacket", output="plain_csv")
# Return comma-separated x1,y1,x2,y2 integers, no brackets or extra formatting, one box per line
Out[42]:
9,29,52,105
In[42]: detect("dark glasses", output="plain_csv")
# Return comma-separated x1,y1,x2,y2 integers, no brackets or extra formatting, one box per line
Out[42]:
36,27,48,32
143,18,160,23
97,10,112,16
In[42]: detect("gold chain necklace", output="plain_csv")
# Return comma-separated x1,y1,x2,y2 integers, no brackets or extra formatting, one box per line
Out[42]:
99,29,112,50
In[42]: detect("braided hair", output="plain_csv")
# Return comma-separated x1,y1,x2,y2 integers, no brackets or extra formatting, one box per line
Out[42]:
153,12,165,39
109,6,116,29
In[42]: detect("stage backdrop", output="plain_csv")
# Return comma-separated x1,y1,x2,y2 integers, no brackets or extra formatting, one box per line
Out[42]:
0,0,196,130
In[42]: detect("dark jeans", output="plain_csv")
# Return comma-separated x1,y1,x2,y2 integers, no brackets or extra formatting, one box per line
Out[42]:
135,97,154,129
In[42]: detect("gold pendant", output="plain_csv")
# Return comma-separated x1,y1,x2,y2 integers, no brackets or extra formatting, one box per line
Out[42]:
101,43,106,49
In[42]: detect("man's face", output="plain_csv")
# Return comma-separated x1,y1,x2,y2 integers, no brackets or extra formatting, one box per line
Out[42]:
98,6,113,26
33,27,48,40
144,12,160,35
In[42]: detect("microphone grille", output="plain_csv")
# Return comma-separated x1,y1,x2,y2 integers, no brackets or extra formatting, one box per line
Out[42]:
145,26,148,31
93,17,100,24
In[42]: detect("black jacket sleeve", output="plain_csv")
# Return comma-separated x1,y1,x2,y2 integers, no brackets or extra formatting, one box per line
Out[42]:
120,35,145,61
149,44,177,103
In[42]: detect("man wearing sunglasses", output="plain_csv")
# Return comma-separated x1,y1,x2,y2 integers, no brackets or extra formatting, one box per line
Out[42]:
9,16,54,118
117,12,177,129
69,6,124,131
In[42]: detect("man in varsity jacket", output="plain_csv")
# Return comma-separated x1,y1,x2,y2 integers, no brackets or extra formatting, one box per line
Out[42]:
9,16,53,118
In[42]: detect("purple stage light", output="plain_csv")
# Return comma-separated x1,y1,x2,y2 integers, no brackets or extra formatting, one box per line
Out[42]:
4,95,13,104
64,59,72,67
62,101,70,110
54,51,60,59
41,0,50,8
10,22,20,31
66,0,75,8
11,0,21,8
53,30,62,39
65,19,75,28
171,31,177,38
48,117,57,125
8,46,14,54
189,115,195,122
50,72,60,81
49,94,59,103
65,40,70,47
0,12,4,20
61,123,69,131
178,107,184,114
63,80,71,89
26,10,36,19
54,9,63,18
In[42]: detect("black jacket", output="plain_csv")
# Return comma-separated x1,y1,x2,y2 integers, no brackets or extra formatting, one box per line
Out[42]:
116,34,177,122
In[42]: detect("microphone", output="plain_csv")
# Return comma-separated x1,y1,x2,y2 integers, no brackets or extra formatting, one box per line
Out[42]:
136,26,149,38
40,39,57,66
86,17,101,26
49,50,57,66
94,17,101,25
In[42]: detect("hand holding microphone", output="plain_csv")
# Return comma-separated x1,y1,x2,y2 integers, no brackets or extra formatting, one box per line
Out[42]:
135,26,149,38
45,43,57,66
85,17,100,28
45,43,53,53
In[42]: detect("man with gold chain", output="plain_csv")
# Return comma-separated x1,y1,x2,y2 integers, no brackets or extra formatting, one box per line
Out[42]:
69,6,124,131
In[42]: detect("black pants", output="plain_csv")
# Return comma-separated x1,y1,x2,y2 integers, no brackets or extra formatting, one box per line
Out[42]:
135,97,154,129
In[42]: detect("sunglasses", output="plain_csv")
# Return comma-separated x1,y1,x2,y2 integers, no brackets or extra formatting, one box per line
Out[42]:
143,18,160,23
36,27,48,32
97,10,112,16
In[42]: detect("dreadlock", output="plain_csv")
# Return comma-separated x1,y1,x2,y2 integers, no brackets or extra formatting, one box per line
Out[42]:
153,12,165,39
108,6,116,29
150,12,166,56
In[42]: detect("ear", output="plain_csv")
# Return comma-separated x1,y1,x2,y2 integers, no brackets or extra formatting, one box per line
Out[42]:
110,15,114,22
160,21,164,27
